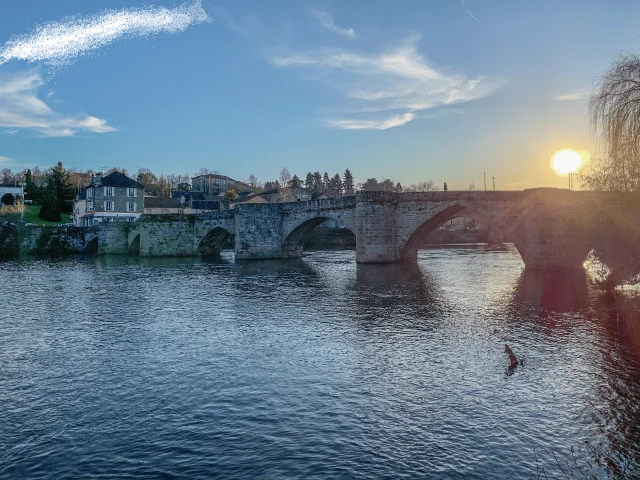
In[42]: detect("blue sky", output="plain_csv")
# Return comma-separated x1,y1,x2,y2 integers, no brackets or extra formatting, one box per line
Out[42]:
0,0,639,189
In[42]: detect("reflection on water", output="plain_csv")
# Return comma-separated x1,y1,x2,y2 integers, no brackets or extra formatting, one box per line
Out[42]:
1,245,639,478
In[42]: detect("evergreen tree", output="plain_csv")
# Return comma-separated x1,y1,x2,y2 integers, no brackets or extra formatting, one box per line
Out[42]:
313,171,322,191
395,182,403,192
323,172,330,191
305,172,314,188
24,169,35,201
289,174,302,189
332,173,343,195
38,162,73,222
343,169,354,194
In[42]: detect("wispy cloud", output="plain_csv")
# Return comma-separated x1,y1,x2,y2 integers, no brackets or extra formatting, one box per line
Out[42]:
269,36,503,130
0,70,115,137
554,91,590,101
0,129,18,137
324,113,415,130
466,10,479,22
309,8,356,38
0,155,17,166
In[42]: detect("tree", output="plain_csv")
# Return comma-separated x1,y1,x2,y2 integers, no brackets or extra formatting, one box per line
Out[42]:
343,169,354,195
395,182,403,192
247,174,261,191
38,162,73,222
196,168,218,176
1,193,15,205
305,172,314,189
25,169,35,200
406,180,438,192
361,178,380,191
581,52,640,191
223,189,239,201
279,167,292,202
1,168,12,184
323,172,330,191
289,174,302,189
313,171,322,191
106,167,128,177
331,173,343,195
468,182,476,191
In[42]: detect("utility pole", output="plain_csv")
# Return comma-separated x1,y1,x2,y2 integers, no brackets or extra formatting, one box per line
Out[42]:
492,176,495,191
483,170,487,191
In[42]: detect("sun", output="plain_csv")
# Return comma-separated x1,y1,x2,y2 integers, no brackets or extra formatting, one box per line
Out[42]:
550,148,583,176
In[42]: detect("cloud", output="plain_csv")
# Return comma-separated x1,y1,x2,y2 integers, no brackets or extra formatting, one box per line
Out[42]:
466,10,479,22
554,91,590,101
324,112,415,130
269,36,503,130
0,155,17,166
0,70,115,137
0,129,18,137
309,9,356,38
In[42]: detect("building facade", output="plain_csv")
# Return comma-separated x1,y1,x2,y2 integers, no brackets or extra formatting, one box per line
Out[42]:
82,172,145,226
191,174,251,197
144,196,184,215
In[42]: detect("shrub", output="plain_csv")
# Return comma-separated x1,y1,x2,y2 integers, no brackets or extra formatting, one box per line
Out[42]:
1,193,15,205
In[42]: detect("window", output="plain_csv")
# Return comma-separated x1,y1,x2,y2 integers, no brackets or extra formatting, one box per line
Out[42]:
127,202,135,212
105,201,114,211
104,186,114,196
127,187,136,197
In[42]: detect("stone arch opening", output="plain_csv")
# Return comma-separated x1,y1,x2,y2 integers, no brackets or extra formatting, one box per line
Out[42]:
400,204,509,261
283,217,356,258
84,237,99,254
197,227,233,256
128,234,140,256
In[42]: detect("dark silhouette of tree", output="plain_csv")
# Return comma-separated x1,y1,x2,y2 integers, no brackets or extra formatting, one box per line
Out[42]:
406,180,438,192
443,182,448,191
323,172,330,191
343,169,354,195
395,182,403,192
1,193,15,205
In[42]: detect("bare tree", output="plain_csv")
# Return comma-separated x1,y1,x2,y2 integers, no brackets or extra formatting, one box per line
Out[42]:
584,52,640,191
279,167,292,202
247,174,261,191
405,180,438,192
467,182,476,191
196,168,218,176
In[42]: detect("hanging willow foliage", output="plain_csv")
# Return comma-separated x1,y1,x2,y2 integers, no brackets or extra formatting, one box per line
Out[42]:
583,52,640,191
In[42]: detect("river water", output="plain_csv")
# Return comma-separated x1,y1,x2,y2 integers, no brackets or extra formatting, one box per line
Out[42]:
1,245,640,479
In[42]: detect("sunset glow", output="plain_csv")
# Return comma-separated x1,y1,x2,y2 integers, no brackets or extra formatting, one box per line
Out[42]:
550,149,583,176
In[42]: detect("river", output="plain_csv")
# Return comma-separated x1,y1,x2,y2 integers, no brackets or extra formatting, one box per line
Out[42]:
1,245,639,478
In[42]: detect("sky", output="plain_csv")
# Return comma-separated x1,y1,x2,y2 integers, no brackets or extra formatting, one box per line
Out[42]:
0,0,639,190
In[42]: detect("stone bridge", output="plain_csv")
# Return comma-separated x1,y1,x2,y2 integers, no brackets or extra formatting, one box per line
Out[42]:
5,188,639,270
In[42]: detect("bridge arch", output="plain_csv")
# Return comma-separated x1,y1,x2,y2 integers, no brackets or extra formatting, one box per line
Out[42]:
399,202,515,261
84,236,99,254
282,216,356,258
127,234,140,256
197,227,233,256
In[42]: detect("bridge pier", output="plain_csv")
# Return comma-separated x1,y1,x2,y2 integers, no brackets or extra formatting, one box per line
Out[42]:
355,192,400,263
519,189,590,270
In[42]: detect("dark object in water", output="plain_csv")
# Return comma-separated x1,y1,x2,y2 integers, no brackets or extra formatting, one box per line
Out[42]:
504,344,523,374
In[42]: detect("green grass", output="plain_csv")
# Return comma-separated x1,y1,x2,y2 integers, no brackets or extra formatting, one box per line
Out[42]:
20,205,72,226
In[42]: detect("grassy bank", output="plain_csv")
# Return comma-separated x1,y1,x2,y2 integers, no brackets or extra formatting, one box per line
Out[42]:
0,205,71,226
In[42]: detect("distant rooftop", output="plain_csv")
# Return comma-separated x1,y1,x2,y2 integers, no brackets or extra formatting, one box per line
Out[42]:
144,197,183,209
94,171,145,189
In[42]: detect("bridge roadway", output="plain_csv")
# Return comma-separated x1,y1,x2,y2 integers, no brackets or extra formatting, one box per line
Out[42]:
90,188,640,270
